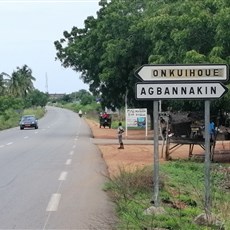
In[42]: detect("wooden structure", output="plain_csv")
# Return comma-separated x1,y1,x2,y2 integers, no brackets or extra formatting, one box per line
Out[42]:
159,112,230,161
165,137,216,161
161,115,216,160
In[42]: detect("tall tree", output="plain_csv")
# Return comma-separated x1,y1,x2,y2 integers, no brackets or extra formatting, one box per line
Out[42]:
145,0,229,64
144,0,230,112
2,65,35,98
54,0,230,113
16,65,35,97
54,0,151,110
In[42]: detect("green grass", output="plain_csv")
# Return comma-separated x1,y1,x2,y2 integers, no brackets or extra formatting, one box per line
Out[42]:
104,161,230,229
22,107,46,119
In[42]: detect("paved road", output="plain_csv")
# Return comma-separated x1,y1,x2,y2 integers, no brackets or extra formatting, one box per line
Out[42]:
0,106,116,229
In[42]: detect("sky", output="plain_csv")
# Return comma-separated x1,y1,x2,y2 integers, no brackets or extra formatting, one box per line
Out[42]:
0,0,100,94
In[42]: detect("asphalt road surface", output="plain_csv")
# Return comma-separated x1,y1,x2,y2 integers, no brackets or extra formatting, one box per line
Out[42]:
0,106,116,229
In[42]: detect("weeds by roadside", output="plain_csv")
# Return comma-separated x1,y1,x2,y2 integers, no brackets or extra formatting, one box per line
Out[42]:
104,161,230,229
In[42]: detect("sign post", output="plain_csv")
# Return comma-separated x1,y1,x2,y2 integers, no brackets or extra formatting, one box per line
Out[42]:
152,101,159,206
204,100,211,214
134,64,229,213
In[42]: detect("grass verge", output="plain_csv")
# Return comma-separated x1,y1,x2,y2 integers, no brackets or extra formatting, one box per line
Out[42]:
104,160,230,229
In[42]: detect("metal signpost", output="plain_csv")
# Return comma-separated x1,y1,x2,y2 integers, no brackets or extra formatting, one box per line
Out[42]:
153,100,159,207
134,64,229,211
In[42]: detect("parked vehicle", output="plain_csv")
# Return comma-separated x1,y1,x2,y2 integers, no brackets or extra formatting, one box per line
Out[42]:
99,114,112,128
19,115,38,130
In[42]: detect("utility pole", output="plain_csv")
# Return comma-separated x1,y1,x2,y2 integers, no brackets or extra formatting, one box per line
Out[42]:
45,72,49,93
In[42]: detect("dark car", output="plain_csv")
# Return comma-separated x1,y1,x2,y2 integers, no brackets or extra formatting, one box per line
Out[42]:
19,115,38,130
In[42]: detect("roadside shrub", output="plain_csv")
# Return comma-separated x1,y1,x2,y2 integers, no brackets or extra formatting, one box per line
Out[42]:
105,161,230,229
22,107,46,119
0,109,20,130
105,166,158,197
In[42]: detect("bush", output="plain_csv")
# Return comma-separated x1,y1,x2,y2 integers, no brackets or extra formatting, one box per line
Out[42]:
104,162,230,229
0,109,21,130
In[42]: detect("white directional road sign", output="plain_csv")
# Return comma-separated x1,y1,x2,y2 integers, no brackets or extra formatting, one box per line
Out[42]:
135,64,228,82
136,82,228,100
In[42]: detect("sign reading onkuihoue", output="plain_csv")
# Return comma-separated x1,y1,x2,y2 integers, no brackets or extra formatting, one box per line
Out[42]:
135,64,228,82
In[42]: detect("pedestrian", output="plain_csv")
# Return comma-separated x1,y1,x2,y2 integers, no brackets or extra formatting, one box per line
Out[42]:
209,120,215,141
117,122,124,149
160,117,167,138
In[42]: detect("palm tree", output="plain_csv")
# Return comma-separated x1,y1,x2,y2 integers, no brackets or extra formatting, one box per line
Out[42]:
5,65,35,98
16,65,35,97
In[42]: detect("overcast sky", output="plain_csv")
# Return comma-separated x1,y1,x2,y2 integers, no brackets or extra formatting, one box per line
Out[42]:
0,0,100,94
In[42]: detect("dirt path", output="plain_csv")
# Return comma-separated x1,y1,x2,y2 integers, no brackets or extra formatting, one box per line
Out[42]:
85,118,230,177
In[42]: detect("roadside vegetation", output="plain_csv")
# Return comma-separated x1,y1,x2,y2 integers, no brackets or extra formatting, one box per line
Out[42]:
0,65,49,130
50,89,101,119
104,161,230,229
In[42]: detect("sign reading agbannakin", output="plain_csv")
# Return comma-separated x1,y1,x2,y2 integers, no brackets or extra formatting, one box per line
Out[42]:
136,82,228,100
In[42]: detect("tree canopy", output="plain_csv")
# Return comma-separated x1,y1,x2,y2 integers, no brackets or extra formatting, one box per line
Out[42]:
0,65,49,108
1,65,35,98
54,0,230,113
56,89,95,106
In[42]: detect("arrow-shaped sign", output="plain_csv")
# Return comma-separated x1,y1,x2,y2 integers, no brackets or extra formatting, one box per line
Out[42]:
136,82,228,100
135,64,228,82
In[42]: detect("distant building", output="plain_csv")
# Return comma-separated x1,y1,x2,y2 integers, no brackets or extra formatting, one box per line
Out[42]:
49,93,66,100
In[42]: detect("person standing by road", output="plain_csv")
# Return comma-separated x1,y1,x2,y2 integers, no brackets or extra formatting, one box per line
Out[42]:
209,120,216,141
117,122,124,149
